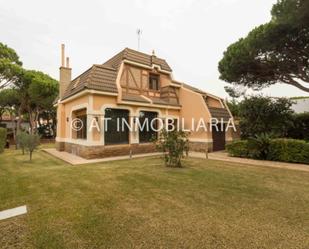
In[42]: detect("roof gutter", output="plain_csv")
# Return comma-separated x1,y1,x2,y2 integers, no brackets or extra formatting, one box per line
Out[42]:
58,89,118,104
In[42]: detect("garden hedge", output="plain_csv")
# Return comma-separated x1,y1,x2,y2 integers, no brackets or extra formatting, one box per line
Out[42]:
0,127,7,153
226,140,249,158
267,139,309,164
227,138,309,164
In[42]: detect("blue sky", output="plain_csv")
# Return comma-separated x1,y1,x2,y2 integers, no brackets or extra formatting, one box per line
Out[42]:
0,0,308,98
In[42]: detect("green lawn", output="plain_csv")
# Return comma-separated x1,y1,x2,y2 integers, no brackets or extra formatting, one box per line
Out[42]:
0,148,309,249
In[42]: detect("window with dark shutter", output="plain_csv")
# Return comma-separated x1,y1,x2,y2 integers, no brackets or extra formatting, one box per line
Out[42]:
149,74,159,91
76,114,87,139
139,111,158,143
104,108,129,145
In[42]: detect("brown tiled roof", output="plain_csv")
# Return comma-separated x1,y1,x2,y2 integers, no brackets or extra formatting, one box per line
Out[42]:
171,80,182,86
182,83,206,95
62,65,118,100
122,94,150,103
208,107,231,121
150,97,181,107
103,48,172,72
62,48,173,100
121,94,181,107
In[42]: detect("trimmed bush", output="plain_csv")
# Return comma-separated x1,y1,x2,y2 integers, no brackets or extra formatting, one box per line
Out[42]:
227,138,309,164
226,140,249,158
267,139,309,164
0,127,7,153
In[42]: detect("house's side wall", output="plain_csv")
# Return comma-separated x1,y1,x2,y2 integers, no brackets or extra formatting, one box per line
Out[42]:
178,87,213,152
56,95,89,151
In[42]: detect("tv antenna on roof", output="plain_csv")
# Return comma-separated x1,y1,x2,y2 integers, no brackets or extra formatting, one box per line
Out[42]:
136,28,142,51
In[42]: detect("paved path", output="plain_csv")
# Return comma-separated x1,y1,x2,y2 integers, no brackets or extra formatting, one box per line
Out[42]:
43,149,309,172
43,148,161,165
189,151,309,172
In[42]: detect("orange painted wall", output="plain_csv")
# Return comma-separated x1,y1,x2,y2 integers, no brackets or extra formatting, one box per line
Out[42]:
179,87,212,140
61,95,89,139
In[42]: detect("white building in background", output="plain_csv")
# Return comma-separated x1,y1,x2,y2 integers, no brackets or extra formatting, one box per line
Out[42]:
291,98,309,114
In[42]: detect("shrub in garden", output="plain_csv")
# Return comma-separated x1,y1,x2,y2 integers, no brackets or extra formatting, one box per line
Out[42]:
267,139,309,164
247,133,273,160
287,113,309,141
17,132,40,161
226,140,248,158
16,131,28,155
0,127,7,153
155,129,189,168
228,138,309,164
25,133,40,161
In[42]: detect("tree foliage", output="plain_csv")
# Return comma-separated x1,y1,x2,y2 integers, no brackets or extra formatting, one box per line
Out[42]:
0,88,19,119
0,42,22,89
19,70,58,133
0,127,6,153
287,112,309,141
219,0,309,92
238,96,294,138
226,99,240,118
0,42,58,137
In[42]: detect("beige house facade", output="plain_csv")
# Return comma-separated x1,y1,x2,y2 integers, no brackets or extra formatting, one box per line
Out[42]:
55,45,234,159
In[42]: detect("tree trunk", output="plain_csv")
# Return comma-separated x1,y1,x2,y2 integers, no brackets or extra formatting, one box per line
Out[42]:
10,114,16,147
283,77,309,93
16,107,22,134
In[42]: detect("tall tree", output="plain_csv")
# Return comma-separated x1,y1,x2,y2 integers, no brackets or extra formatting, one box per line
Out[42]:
17,70,58,134
0,42,58,138
0,42,23,89
238,96,294,138
0,88,20,140
27,70,58,135
219,0,309,93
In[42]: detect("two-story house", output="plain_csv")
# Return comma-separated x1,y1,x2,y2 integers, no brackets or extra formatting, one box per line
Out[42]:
55,45,234,159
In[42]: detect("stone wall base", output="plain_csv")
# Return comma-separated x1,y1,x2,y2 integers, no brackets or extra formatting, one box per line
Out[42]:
56,142,156,159
55,141,215,159
189,142,213,153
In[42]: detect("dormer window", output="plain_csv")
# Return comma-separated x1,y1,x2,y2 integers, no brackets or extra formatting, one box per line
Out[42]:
149,73,159,91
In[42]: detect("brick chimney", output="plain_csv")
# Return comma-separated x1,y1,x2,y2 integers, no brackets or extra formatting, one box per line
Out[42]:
59,44,71,99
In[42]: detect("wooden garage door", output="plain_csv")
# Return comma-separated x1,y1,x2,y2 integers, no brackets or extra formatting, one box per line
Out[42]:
212,124,226,151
